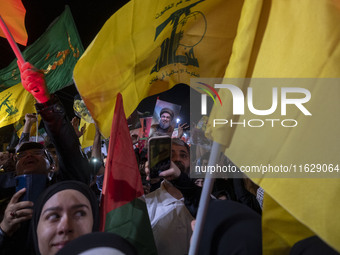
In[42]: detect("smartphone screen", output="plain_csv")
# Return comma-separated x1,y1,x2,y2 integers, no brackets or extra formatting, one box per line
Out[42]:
148,136,171,178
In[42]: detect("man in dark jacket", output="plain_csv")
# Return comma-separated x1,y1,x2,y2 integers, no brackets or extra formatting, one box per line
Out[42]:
0,62,91,254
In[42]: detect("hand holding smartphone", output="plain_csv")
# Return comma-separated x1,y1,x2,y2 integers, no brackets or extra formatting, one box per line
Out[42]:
148,136,172,179
15,174,48,202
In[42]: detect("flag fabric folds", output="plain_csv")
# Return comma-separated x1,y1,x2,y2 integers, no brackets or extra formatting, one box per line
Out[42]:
100,93,157,255
204,0,340,253
0,5,83,93
0,5,83,128
0,0,28,46
74,0,340,252
74,0,244,137
0,84,35,129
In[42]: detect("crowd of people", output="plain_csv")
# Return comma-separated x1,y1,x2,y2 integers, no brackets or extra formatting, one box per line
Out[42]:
0,62,338,255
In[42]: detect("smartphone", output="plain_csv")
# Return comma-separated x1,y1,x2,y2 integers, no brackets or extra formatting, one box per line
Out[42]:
15,174,48,202
148,136,172,178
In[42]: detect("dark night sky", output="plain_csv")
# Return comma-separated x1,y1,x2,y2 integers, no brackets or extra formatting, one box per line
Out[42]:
1,0,129,68
0,0,192,144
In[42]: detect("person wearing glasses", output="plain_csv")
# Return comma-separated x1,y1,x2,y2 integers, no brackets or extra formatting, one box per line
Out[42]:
0,62,92,254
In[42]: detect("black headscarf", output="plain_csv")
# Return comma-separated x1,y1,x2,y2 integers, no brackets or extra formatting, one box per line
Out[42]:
198,199,262,255
290,236,340,255
56,232,137,255
31,180,100,255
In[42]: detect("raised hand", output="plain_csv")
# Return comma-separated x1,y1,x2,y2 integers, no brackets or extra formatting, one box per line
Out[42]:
18,62,50,103
177,123,189,138
23,113,38,133
145,161,181,181
71,117,86,138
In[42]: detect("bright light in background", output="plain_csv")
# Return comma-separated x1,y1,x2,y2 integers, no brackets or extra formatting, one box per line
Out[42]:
176,118,180,123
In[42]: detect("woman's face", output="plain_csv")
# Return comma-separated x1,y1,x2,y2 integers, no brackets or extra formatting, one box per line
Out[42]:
37,189,93,255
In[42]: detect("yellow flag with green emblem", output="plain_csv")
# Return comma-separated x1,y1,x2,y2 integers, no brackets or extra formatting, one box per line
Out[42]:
74,0,244,137
0,84,35,127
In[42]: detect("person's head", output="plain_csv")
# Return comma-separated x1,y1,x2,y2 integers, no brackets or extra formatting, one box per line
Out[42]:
159,108,174,129
55,232,137,255
171,138,190,174
197,152,210,167
45,137,59,173
197,200,262,254
15,142,55,176
32,180,100,255
194,178,204,187
0,151,16,172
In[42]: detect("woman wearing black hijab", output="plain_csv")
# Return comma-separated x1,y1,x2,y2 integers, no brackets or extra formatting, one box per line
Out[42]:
31,180,99,255
198,199,262,255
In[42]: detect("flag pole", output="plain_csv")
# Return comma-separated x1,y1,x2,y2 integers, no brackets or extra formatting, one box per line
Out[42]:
36,115,39,143
189,141,221,255
0,15,25,65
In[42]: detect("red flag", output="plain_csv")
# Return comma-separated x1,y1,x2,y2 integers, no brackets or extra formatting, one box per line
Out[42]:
0,0,28,46
100,93,157,254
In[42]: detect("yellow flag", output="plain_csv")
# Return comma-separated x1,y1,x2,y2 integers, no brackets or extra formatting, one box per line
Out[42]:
0,84,35,127
74,0,244,137
79,118,96,149
261,193,315,254
206,0,340,253
0,0,28,46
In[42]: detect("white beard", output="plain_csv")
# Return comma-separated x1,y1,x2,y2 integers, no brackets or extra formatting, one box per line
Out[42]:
159,121,170,129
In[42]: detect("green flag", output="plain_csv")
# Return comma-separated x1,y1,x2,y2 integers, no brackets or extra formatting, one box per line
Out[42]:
0,5,83,94
0,5,83,128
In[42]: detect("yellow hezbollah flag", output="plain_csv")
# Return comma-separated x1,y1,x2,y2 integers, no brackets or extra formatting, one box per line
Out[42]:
0,84,35,127
206,0,340,253
74,0,244,138
0,0,28,46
